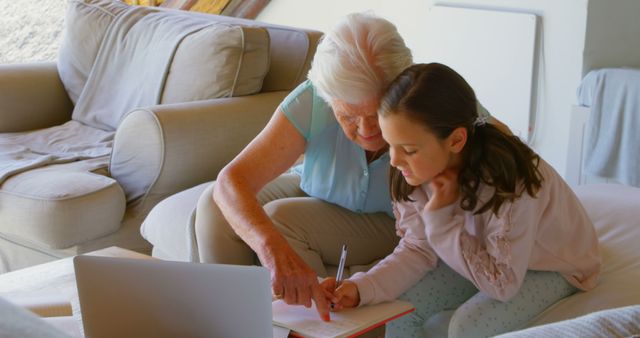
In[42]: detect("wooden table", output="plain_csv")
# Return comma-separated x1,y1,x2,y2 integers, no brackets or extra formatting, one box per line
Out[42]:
0,246,151,337
0,247,384,338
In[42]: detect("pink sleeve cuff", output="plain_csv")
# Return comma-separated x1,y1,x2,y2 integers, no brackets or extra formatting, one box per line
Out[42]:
350,272,375,307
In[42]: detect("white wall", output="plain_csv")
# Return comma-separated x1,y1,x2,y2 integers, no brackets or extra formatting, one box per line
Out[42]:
257,0,589,177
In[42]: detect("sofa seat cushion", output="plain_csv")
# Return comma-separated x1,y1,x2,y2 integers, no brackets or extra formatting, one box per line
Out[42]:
0,162,126,249
140,181,211,262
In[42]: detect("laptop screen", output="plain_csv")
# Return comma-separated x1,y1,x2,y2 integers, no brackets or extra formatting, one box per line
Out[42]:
74,256,273,338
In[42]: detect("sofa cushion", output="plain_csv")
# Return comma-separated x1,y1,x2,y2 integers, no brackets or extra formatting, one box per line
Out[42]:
140,181,210,262
65,3,271,131
261,26,321,92
165,10,324,93
57,0,130,105
0,163,126,249
161,22,270,103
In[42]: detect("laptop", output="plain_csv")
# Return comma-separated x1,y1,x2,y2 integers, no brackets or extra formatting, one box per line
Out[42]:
74,256,273,338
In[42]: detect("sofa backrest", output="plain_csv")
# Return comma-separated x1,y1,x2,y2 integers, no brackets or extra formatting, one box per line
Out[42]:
57,0,323,131
169,10,324,93
58,0,322,110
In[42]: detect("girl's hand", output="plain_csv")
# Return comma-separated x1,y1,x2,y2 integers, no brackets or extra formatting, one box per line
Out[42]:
319,278,360,311
425,169,460,211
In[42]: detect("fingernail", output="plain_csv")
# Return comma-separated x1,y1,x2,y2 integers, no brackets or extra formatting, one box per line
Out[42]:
323,314,330,322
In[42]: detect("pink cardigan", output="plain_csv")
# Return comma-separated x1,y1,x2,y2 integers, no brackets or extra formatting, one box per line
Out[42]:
351,159,601,305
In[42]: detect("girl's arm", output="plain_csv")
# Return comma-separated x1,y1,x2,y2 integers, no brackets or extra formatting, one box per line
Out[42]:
421,187,544,302
349,197,438,306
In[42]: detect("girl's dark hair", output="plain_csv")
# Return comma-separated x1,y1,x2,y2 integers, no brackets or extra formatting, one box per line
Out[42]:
380,63,542,214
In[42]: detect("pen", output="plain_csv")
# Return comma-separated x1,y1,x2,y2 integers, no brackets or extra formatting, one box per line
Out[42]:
331,244,348,310
335,244,348,288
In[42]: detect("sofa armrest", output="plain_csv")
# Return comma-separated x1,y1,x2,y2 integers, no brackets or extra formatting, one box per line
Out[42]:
0,63,74,132
110,90,288,214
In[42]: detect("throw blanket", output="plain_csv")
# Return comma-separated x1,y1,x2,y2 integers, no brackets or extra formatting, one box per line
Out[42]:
577,68,640,187
1,6,220,185
72,6,221,130
496,305,640,338
0,121,113,185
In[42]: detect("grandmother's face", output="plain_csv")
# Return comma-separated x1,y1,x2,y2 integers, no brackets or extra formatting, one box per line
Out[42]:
331,98,386,152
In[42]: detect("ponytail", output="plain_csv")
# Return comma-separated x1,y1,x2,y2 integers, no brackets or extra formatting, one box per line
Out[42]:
459,124,542,214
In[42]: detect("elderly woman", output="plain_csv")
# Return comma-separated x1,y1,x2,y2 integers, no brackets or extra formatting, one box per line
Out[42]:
195,13,409,320
196,12,504,320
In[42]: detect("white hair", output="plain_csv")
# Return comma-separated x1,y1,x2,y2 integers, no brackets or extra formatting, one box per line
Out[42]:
308,12,413,104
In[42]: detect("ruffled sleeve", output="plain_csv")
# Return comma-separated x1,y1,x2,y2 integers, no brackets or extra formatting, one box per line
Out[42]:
421,186,543,302
350,195,438,306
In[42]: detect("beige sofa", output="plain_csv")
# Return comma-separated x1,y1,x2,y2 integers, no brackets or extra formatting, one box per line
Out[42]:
0,0,322,272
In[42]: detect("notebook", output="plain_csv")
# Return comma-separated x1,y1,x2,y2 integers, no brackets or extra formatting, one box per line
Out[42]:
273,299,415,338
74,256,273,338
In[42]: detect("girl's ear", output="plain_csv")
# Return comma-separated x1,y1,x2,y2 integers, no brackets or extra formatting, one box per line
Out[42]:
448,127,467,154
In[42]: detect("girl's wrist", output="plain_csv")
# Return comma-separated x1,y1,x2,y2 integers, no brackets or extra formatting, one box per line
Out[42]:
342,280,361,307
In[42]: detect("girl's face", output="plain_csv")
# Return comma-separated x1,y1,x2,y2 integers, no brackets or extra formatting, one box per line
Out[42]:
331,98,386,152
379,112,464,186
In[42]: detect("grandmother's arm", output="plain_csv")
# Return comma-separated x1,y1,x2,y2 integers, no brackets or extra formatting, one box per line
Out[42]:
212,108,331,319
213,108,305,263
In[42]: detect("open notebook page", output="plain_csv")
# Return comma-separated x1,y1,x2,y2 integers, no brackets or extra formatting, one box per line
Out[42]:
272,299,414,338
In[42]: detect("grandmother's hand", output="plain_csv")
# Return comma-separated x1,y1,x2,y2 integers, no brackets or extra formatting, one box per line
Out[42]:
425,169,460,211
263,242,331,321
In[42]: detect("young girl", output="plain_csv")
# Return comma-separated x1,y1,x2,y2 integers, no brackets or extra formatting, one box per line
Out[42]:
321,63,601,338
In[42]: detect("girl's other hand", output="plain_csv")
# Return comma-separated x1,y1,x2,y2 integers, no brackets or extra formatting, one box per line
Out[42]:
320,278,360,311
426,169,459,211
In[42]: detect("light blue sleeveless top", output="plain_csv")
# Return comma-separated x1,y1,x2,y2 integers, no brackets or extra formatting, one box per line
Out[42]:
280,80,393,217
